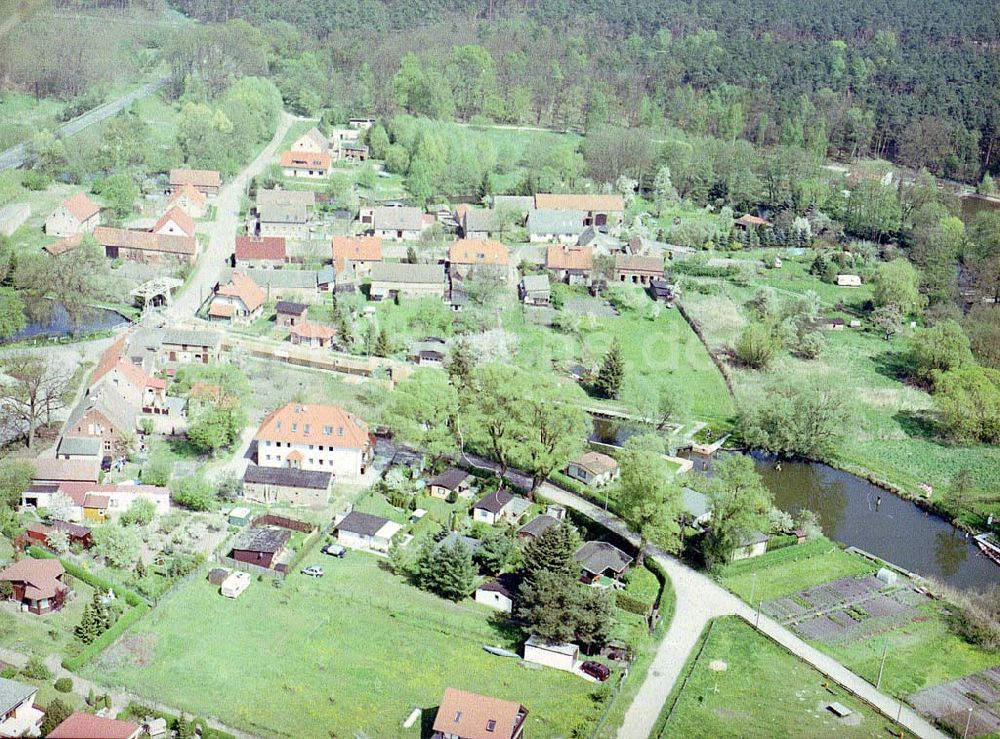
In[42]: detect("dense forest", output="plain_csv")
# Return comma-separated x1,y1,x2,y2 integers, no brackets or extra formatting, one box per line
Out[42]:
161,0,1000,181
5,0,997,181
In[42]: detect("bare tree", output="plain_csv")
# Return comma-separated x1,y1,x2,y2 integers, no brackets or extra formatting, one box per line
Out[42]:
0,353,70,449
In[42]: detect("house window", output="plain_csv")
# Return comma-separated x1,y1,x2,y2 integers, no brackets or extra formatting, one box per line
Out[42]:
486,719,497,732
304,424,311,434
276,421,282,430
337,427,343,437
292,423,298,432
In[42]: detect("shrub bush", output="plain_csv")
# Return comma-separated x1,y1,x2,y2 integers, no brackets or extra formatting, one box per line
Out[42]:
615,590,652,616
21,656,51,680
54,677,72,693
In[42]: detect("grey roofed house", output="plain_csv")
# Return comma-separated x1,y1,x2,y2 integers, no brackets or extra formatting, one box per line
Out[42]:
299,127,329,150
243,464,332,490
492,195,535,214
275,300,308,316
219,267,320,290
56,436,102,458
369,262,446,285
519,274,550,298
159,328,222,349
66,381,137,433
439,531,483,553
577,226,622,252
527,209,588,237
317,265,336,287
740,531,770,546
428,467,472,491
681,487,711,521
575,541,634,576
0,676,37,716
336,510,393,537
259,202,308,224
232,527,291,554
372,206,424,231
518,514,559,539
463,208,499,234
257,189,316,209
474,489,514,514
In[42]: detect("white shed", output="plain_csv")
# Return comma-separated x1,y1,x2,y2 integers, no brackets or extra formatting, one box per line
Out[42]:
837,274,862,287
524,635,579,672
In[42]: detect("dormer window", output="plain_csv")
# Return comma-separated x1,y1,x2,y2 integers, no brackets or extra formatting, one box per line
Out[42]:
454,712,462,722
276,421,281,430
486,719,496,732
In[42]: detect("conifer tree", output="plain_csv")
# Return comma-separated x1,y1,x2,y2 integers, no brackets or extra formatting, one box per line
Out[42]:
594,340,625,399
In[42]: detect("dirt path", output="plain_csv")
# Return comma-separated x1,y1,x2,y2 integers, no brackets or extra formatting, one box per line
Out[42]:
538,484,947,739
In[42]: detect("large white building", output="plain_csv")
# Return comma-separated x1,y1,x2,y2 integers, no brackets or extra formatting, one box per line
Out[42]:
254,402,373,478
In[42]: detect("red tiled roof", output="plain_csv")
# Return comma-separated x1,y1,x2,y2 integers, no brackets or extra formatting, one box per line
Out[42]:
614,254,663,274
235,236,286,261
208,302,234,318
44,233,83,256
217,272,266,312
0,558,65,600
154,206,195,237
432,688,527,739
331,236,382,270
170,168,221,189
535,193,624,212
448,239,509,266
167,182,207,208
47,711,141,739
735,214,772,227
279,151,331,170
546,244,593,271
291,321,336,340
61,192,101,223
255,402,369,450
91,335,161,390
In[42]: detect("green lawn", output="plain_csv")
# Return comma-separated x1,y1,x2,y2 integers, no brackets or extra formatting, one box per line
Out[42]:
715,538,878,603
83,551,603,738
658,617,898,738
0,579,95,661
0,91,63,150
680,257,1000,523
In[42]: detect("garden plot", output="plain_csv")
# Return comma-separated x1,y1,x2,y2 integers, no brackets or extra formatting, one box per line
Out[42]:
762,574,930,645
909,668,1000,737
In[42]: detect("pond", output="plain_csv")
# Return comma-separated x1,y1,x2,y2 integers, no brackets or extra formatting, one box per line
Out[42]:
591,418,998,591
2,303,129,343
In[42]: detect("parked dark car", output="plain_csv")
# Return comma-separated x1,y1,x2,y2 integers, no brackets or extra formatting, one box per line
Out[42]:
101,456,113,472
581,660,611,682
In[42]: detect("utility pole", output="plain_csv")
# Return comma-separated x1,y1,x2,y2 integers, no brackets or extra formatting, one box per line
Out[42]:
963,707,973,739
876,640,888,690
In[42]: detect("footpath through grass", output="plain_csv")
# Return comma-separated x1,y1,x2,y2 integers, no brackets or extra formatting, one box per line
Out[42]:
657,617,899,738
84,550,601,738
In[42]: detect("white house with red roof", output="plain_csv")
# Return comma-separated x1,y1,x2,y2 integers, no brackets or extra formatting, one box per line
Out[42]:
153,206,196,238
21,482,170,522
209,272,266,324
166,182,207,218
47,712,142,739
45,193,101,237
255,402,373,477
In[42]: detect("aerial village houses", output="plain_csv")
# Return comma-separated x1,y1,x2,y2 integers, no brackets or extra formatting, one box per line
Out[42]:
169,168,221,196
369,262,448,301
230,527,290,571
276,301,308,328
209,272,266,324
338,141,369,162
29,458,100,486
258,202,309,239
0,558,69,614
472,490,531,526
546,244,594,285
156,328,222,364
447,239,510,281
21,482,171,521
518,274,551,306
94,226,198,266
432,688,528,739
218,266,330,303
734,213,773,230
153,206,195,238
45,192,101,237
460,208,499,239
527,209,587,244
428,467,474,499
291,127,329,153
366,206,425,241
25,520,93,550
566,451,620,487
242,466,333,507
574,541,633,584
0,677,44,737
290,320,336,348
255,402,374,477
475,572,522,613
534,193,625,232
47,712,143,739
331,235,382,277
280,150,331,179
63,383,136,456
166,182,207,218
614,254,664,285
86,336,167,414
235,236,287,269
55,436,102,461
334,511,402,553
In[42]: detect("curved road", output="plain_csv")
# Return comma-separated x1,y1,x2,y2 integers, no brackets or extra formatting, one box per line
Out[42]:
0,76,169,171
538,483,946,739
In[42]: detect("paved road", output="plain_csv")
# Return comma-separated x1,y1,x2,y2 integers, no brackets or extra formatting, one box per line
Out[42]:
538,484,947,739
0,77,169,171
0,645,259,739
167,112,297,319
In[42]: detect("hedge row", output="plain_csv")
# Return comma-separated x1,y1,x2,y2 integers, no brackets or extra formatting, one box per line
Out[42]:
62,602,150,672
28,547,146,607
121,702,236,739
615,590,653,616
